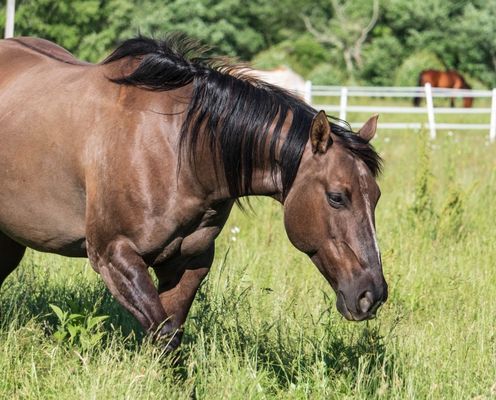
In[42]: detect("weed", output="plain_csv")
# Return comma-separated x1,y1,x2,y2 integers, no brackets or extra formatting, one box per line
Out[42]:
49,304,109,352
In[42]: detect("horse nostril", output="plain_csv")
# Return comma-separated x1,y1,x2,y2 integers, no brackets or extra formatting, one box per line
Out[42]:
358,291,374,314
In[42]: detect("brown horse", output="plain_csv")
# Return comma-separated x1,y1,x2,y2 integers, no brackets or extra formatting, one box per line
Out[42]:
0,35,387,351
413,69,473,108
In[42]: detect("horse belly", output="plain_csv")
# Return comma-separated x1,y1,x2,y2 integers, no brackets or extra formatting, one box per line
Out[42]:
438,75,453,88
0,171,87,257
0,130,87,256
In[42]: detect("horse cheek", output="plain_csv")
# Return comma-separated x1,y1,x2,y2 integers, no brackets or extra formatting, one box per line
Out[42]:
283,196,320,254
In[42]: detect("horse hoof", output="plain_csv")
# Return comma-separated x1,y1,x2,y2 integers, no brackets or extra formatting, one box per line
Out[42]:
163,334,182,353
156,324,183,353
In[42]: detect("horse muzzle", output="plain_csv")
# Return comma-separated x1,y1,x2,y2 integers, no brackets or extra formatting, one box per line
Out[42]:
335,273,388,321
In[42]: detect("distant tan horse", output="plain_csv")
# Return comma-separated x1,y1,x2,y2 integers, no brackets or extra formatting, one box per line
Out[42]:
414,69,473,108
0,35,387,351
247,66,309,100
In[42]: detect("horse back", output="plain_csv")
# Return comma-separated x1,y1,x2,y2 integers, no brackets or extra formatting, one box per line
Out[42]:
419,69,466,89
6,37,90,65
0,37,94,92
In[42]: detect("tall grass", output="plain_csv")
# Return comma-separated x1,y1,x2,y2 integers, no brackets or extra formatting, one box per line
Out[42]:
0,131,495,399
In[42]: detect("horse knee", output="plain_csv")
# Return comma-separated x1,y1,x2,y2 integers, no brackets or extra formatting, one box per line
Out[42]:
88,237,168,332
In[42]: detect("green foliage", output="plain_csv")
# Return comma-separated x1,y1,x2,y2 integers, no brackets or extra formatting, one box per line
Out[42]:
120,0,267,60
447,3,496,87
307,62,347,86
437,183,465,240
384,0,496,87
361,35,405,86
394,51,444,87
49,304,109,352
408,133,436,234
10,0,134,62
251,35,329,77
408,133,467,242
0,0,494,85
384,0,453,35
250,45,289,71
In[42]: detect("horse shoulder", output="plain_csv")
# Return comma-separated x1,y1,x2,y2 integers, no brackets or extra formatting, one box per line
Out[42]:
84,129,230,261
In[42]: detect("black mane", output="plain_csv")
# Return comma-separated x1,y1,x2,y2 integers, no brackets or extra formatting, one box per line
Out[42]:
103,35,382,198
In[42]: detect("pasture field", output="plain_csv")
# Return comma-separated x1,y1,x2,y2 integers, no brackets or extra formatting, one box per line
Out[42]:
0,128,495,399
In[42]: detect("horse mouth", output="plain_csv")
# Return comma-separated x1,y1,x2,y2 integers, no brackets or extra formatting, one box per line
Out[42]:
336,290,380,322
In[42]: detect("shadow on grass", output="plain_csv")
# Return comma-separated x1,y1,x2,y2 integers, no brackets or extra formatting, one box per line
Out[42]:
0,262,144,347
178,269,403,395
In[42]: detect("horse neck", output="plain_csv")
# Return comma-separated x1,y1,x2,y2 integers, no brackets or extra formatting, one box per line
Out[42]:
178,69,313,204
188,119,291,204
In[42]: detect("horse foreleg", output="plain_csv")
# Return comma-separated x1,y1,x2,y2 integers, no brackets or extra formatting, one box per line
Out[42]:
450,97,455,107
154,246,213,350
87,237,176,349
0,232,26,289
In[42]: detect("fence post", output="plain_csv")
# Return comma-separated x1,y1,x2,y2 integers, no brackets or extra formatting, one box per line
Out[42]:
425,83,436,139
339,87,348,120
489,88,496,143
4,0,16,39
304,80,312,104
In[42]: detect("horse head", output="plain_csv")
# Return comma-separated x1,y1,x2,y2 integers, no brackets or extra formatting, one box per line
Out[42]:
283,112,387,321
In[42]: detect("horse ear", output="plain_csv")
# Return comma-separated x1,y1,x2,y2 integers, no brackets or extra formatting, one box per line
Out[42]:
310,110,332,154
358,114,379,142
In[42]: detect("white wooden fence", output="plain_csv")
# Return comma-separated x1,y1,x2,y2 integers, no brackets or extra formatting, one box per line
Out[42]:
306,83,496,142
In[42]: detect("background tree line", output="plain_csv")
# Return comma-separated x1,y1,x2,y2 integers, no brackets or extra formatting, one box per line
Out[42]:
1,0,494,87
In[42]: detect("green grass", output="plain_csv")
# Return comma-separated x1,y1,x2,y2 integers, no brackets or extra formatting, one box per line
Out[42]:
1,130,495,399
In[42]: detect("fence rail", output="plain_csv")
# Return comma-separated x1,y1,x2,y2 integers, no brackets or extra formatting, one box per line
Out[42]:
311,86,493,98
306,83,496,142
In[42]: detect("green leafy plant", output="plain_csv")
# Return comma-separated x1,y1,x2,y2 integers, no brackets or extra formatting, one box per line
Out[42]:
436,184,465,240
436,157,467,241
49,304,109,352
394,51,444,87
408,134,467,241
408,133,436,236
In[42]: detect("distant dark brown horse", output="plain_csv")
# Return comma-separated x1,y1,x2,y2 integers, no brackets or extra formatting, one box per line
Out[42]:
0,35,387,351
413,69,473,108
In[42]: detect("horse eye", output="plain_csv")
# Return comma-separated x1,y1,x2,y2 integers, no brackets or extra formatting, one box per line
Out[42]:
327,192,345,208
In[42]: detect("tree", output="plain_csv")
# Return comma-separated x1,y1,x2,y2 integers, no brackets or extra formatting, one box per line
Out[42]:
382,0,495,87
7,0,134,62
119,0,268,60
302,0,379,82
448,2,496,87
0,0,493,87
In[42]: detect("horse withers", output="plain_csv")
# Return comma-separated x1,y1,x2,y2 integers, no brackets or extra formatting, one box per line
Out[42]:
0,35,387,351
413,69,473,108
